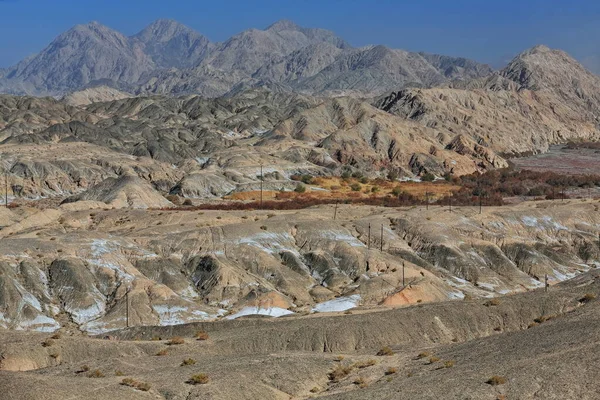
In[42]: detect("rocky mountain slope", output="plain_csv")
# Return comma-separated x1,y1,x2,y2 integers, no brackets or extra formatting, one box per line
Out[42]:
132,19,213,69
0,22,154,96
374,45,600,157
0,19,492,97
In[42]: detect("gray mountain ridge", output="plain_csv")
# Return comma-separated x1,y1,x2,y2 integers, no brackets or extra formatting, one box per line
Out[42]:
0,19,493,98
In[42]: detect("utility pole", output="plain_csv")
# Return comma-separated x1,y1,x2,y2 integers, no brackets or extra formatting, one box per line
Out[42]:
368,223,371,249
125,289,130,328
380,224,384,252
402,261,405,287
259,163,263,209
4,169,7,209
333,201,338,220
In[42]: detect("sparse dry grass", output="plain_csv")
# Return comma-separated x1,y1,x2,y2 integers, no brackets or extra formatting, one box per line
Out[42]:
416,351,432,359
385,367,398,375
181,358,196,366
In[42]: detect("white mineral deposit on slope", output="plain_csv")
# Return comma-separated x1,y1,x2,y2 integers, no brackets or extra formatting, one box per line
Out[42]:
225,306,295,320
312,294,361,313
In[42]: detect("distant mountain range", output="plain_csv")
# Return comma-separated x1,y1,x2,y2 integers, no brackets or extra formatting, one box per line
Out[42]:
0,19,494,98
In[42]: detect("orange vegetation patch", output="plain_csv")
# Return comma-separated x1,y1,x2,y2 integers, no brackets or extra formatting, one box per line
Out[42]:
282,177,459,201
223,178,459,202
225,191,279,201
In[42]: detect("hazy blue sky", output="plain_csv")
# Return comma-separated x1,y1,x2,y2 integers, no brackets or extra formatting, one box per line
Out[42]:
1,0,600,69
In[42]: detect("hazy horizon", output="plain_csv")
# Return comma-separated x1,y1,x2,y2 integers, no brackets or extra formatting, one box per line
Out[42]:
1,0,600,72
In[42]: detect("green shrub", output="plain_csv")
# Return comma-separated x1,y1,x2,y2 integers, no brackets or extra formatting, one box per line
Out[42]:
421,172,435,182
294,183,306,193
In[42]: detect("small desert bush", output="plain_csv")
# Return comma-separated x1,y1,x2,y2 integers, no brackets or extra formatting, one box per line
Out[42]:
486,375,507,386
50,333,61,340
443,360,455,368
580,293,597,303
333,355,345,362
377,346,395,356
41,338,54,347
188,373,210,385
385,367,397,375
353,359,377,369
181,358,196,366
76,365,90,374
350,183,362,192
328,364,354,382
121,378,151,391
168,337,185,345
155,349,168,356
484,298,500,307
353,377,368,388
416,351,432,359
115,370,125,376
195,331,209,341
534,315,555,324
87,369,105,378
428,356,440,364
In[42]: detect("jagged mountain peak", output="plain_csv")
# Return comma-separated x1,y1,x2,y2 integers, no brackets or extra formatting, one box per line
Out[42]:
266,19,302,32
133,19,212,68
134,18,204,41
